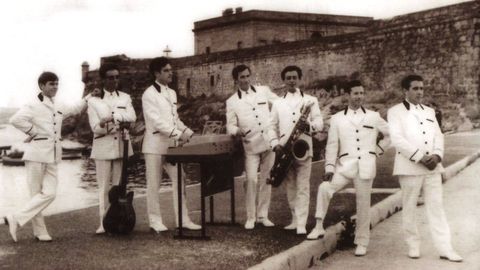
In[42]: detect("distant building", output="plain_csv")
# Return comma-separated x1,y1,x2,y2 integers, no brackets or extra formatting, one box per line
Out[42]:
193,8,373,55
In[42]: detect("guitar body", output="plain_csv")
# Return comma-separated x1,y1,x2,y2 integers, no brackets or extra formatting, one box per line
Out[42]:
103,189,136,234
102,128,136,235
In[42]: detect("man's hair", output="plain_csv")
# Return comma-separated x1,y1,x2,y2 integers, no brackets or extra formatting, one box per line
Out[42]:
281,65,302,80
231,64,251,80
99,63,119,79
149,57,170,75
38,72,58,86
345,80,363,94
401,74,423,90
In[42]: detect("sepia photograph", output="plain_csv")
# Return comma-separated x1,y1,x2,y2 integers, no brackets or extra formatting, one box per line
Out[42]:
0,0,479,269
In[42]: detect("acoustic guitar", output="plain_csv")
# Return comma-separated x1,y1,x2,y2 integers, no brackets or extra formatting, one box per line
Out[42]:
103,127,136,234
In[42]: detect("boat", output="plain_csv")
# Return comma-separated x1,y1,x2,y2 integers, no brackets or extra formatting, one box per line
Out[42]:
2,156,24,166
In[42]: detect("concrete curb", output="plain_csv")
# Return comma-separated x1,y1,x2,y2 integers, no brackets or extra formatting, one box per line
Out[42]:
248,150,480,270
249,222,345,270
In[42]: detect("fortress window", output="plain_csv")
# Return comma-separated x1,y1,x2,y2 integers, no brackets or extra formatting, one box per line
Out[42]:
210,75,215,87
237,41,243,49
206,46,210,54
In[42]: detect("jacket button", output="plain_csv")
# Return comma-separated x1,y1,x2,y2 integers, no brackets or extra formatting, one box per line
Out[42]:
53,123,56,125
356,130,359,133
293,112,295,115
426,152,429,154
358,157,361,160
114,137,117,140
420,122,423,125
256,115,258,118
423,131,426,134
356,139,359,142
252,108,255,111
425,141,427,144
293,121,296,123
258,123,261,126
261,131,264,133
357,147,360,150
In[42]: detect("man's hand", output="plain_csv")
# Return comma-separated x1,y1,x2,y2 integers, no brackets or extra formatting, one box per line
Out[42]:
376,132,384,144
273,145,284,157
324,172,334,182
99,115,113,128
24,135,35,143
118,122,131,130
420,155,439,170
90,88,103,98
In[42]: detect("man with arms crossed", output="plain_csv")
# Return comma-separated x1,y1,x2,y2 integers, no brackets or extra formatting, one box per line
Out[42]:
387,74,462,262
226,64,278,229
269,65,323,235
142,57,200,233
307,80,390,256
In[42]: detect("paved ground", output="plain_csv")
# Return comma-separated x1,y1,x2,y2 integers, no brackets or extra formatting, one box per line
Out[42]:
312,158,480,270
0,130,478,269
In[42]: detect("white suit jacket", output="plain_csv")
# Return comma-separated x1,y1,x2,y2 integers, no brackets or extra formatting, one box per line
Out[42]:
142,82,192,155
226,85,278,154
269,89,324,157
325,107,390,180
9,93,87,163
88,90,136,160
387,100,444,175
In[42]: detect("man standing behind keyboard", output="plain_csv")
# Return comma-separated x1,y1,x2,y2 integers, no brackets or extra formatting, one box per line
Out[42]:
142,57,200,233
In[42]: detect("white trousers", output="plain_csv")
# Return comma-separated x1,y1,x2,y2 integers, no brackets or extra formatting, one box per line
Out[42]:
314,173,373,246
282,158,312,228
94,159,122,227
14,161,57,236
244,151,275,221
399,174,453,253
145,154,190,226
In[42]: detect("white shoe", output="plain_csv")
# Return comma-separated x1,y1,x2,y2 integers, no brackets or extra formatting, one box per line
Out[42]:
440,250,463,262
244,219,255,230
284,222,297,230
257,218,274,227
95,226,105,234
150,222,168,233
408,247,420,259
4,215,18,242
182,221,201,231
307,228,326,240
355,245,367,256
35,234,53,242
296,226,307,235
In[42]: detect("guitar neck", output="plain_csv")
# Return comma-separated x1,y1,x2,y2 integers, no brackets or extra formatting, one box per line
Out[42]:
119,129,130,195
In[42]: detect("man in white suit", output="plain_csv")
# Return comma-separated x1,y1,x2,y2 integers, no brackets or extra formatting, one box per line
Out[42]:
307,80,390,256
142,57,200,233
269,65,323,235
387,74,462,262
5,72,92,242
226,64,278,229
87,63,136,234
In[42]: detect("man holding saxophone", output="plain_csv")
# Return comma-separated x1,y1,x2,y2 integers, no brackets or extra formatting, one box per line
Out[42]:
268,65,323,235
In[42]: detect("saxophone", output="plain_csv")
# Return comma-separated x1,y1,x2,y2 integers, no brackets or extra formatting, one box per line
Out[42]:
268,103,313,187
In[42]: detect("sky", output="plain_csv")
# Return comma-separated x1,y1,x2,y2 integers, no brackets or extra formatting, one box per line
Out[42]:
0,0,471,108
